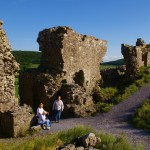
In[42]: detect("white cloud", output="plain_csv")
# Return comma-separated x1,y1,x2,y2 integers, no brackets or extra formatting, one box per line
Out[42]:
102,55,123,62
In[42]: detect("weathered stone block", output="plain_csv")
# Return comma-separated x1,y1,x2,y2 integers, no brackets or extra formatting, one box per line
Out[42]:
0,105,33,137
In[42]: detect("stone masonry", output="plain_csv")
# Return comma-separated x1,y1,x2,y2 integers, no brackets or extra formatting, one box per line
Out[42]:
0,20,19,112
37,26,107,91
122,38,150,75
0,21,33,137
20,26,107,117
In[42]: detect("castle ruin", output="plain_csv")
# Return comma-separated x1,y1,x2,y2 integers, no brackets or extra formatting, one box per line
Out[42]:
20,26,107,117
122,38,150,75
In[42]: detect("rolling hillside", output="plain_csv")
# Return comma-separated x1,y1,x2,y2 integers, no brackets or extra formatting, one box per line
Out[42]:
12,51,41,70
12,50,124,70
101,59,124,70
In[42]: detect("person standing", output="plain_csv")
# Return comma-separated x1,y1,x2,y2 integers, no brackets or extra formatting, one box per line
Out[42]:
37,103,51,129
53,96,64,122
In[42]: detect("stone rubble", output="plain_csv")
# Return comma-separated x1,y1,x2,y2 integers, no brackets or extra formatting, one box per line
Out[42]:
57,133,101,150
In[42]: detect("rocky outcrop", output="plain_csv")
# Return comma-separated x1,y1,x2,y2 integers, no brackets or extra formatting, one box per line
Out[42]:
0,21,33,137
122,38,150,75
57,133,101,150
20,26,107,117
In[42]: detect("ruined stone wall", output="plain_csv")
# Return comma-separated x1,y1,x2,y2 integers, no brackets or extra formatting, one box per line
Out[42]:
0,21,33,137
37,26,107,92
100,65,126,87
0,21,19,112
20,26,107,117
122,38,150,75
0,105,33,137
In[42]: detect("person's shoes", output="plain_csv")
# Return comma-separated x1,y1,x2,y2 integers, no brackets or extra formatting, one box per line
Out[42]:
43,124,46,129
46,127,51,130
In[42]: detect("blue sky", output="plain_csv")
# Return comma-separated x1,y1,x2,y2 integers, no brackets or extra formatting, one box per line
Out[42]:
1,0,150,62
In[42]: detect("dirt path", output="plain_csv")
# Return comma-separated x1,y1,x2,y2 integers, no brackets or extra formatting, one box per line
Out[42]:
41,84,150,150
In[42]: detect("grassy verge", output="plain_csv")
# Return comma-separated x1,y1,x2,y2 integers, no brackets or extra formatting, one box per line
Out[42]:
0,126,144,150
131,99,150,130
93,66,150,112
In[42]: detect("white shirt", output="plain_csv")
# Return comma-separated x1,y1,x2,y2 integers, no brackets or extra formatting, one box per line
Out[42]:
53,100,64,111
37,107,46,123
37,107,44,116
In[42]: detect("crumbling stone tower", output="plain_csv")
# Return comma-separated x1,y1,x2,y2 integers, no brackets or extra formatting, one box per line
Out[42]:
20,26,107,117
37,26,107,91
0,21,33,137
122,38,150,75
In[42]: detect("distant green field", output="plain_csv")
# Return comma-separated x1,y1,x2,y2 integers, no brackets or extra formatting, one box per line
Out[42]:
12,50,41,70
101,59,124,70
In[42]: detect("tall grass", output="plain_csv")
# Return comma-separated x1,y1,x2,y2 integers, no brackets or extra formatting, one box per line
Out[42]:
0,126,144,150
132,99,150,130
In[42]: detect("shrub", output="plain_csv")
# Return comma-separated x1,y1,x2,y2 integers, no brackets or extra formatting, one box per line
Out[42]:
93,87,117,102
96,102,113,112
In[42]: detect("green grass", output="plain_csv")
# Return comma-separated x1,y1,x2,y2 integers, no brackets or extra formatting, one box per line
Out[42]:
132,99,150,130
15,77,19,98
12,51,41,65
93,66,150,113
12,50,41,71
101,59,124,70
100,64,117,70
0,126,144,150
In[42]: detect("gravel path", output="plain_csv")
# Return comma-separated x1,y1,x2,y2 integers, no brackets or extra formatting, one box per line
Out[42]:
41,84,150,150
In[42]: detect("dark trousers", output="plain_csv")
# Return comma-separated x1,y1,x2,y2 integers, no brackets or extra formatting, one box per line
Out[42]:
54,110,61,121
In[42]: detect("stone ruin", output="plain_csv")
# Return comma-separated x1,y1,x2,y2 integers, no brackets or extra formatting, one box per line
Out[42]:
122,38,150,75
19,26,107,117
0,21,33,137
1,19,149,138
101,38,150,87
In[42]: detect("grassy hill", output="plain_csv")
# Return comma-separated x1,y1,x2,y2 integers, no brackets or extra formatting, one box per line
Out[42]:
101,59,124,70
12,50,124,70
12,51,41,70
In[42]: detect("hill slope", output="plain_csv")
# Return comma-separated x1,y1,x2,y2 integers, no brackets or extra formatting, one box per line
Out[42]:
12,51,124,70
12,51,41,65
101,59,124,70
103,59,124,66
12,51,41,69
